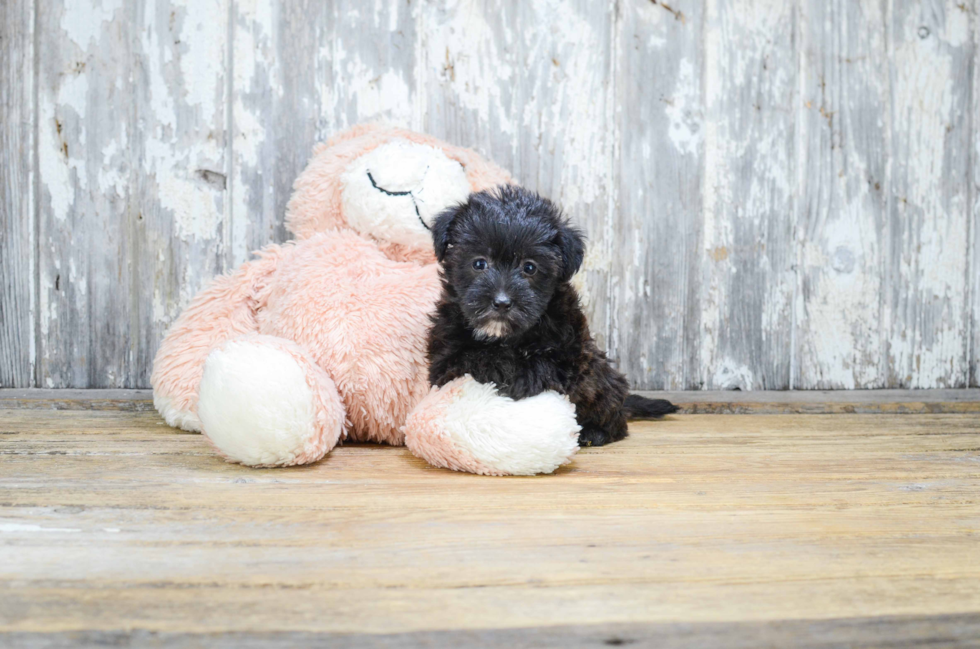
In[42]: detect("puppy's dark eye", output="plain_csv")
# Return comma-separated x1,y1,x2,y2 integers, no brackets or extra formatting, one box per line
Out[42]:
472,259,488,271
522,261,537,276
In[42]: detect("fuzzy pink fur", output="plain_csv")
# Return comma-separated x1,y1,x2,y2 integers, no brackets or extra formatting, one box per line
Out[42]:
151,125,511,456
150,247,283,431
255,231,441,445
403,379,503,476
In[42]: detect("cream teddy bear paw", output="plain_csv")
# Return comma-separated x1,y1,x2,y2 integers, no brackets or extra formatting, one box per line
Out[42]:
198,335,347,467
404,376,580,476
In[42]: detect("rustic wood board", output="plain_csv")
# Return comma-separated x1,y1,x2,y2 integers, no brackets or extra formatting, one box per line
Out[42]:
1,407,979,643
5,614,980,648
0,0,35,389
699,0,797,391
609,0,703,390
886,0,973,389
33,0,230,389
795,0,890,390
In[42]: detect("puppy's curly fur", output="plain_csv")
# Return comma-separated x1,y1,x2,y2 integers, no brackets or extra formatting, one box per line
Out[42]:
426,186,677,447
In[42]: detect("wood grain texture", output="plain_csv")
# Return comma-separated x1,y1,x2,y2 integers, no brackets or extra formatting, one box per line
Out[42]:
972,0,980,390
133,0,231,387
887,0,973,388
231,0,319,261
36,0,132,388
701,0,796,390
611,0,703,389
2,0,979,389
6,614,980,648
35,0,229,388
795,0,890,389
0,0,35,388
1,408,979,638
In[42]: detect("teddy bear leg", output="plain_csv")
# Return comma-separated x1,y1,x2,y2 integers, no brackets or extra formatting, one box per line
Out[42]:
151,250,283,432
403,376,581,476
197,334,347,467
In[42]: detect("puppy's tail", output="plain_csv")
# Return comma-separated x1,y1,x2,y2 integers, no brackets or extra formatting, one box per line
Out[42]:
622,394,679,420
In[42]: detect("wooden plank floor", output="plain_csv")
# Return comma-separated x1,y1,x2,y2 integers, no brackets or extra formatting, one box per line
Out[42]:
1,400,980,646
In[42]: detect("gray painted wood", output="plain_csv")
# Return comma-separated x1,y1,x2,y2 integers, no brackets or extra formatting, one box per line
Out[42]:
0,0,35,388
2,0,978,389
887,0,973,389
699,0,797,390
34,0,229,388
796,0,891,389
36,0,135,388
971,0,980,390
610,0,703,390
231,0,320,260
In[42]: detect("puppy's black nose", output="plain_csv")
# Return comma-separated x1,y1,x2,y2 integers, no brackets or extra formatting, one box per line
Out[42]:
492,293,512,311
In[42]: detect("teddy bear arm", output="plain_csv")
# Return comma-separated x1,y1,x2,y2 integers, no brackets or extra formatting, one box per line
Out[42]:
404,376,581,476
150,249,283,431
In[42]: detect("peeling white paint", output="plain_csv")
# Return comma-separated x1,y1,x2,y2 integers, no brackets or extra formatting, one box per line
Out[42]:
665,59,702,156
176,1,226,117
712,359,755,391
39,71,89,223
794,0,892,389
158,173,223,241
230,0,276,265
888,2,970,387
38,111,72,223
60,0,122,49
98,136,127,197
700,0,797,389
422,1,517,136
140,0,227,248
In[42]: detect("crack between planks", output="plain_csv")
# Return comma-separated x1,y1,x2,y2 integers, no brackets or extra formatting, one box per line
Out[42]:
697,0,710,390
31,0,40,389
789,0,804,390
967,2,978,388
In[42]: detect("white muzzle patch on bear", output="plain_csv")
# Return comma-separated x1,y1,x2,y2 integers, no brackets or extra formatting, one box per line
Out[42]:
340,139,472,250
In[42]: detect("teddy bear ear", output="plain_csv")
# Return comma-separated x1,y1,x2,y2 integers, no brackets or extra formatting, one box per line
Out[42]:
431,203,466,262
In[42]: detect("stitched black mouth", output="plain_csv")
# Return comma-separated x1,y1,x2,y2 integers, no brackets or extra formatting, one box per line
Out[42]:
366,170,430,232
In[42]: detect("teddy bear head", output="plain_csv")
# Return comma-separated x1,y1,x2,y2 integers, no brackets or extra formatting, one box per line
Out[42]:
285,124,513,263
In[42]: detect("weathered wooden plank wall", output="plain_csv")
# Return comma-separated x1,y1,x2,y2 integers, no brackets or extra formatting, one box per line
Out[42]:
1,0,977,390
0,0,36,389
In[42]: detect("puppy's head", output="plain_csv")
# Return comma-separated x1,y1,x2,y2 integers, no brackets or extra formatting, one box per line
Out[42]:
431,185,584,340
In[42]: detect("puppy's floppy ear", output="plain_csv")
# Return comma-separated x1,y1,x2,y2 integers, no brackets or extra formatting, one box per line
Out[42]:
555,219,585,281
431,203,465,262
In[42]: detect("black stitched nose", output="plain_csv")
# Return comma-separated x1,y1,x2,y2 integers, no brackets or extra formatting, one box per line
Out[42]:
492,294,512,311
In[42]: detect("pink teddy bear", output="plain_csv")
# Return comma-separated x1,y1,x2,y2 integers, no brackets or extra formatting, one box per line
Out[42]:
151,124,580,475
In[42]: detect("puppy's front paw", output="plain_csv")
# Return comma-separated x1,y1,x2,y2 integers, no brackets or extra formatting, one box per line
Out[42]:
577,427,613,448
404,376,580,476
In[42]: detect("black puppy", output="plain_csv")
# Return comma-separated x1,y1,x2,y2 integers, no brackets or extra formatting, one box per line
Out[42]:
426,185,678,447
